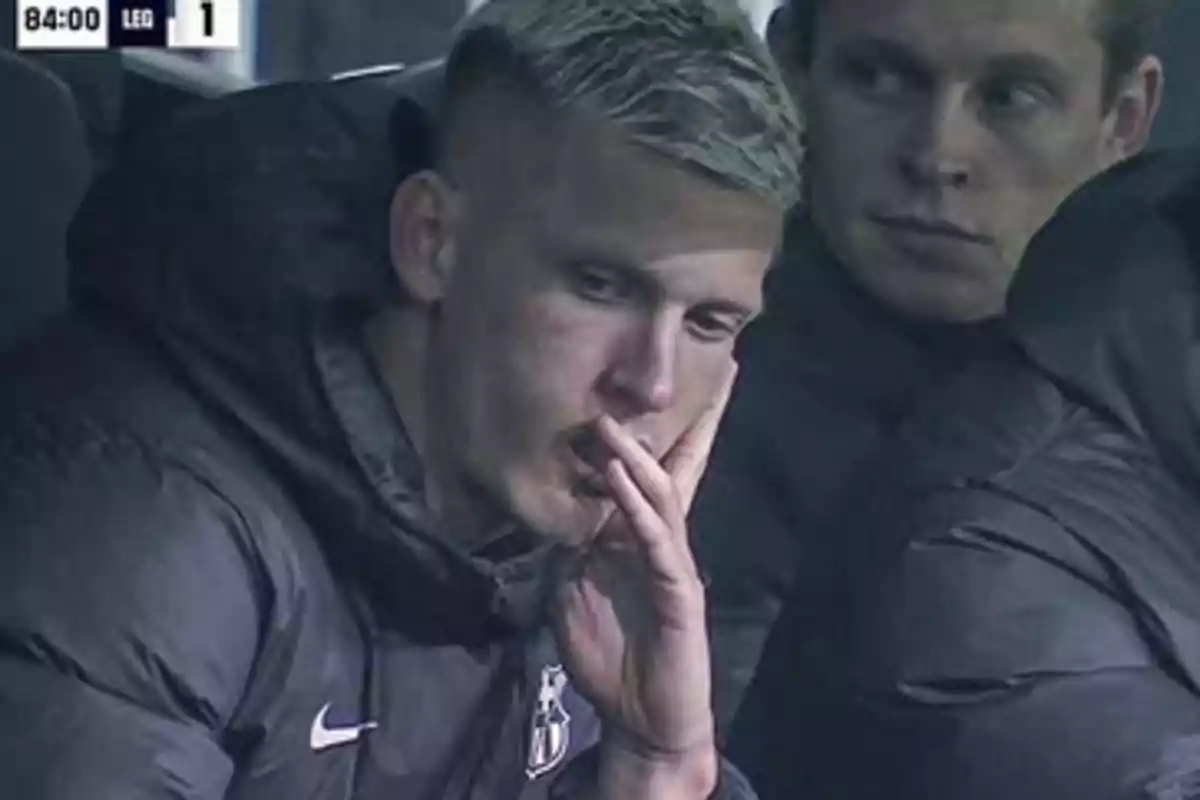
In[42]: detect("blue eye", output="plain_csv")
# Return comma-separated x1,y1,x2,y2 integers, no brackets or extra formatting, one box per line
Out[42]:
569,264,632,303
685,310,744,343
981,80,1051,121
839,54,920,104
852,62,904,95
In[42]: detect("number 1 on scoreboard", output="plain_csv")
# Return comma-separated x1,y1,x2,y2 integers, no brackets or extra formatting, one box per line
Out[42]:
171,0,240,49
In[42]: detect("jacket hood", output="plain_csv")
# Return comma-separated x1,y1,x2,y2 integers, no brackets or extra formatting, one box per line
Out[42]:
67,72,550,640
69,76,423,419
1007,146,1200,485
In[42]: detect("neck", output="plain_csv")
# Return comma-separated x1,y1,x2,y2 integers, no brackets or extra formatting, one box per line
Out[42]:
362,308,510,551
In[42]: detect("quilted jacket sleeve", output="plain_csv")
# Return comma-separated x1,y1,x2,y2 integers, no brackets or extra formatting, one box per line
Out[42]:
0,430,264,798
732,487,1200,800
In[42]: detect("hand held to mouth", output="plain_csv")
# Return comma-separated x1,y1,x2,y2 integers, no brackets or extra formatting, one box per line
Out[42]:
552,365,738,799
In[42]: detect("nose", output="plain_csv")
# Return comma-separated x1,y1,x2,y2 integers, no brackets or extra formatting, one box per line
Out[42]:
899,90,978,190
603,313,679,416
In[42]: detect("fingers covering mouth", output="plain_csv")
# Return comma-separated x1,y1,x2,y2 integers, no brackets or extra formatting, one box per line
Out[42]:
565,421,654,497
569,421,654,467
568,426,611,471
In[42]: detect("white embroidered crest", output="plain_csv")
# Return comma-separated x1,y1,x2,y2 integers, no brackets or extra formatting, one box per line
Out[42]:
526,664,572,779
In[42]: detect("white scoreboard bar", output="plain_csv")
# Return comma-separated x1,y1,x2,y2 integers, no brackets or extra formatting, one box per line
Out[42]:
17,0,242,50
170,0,241,50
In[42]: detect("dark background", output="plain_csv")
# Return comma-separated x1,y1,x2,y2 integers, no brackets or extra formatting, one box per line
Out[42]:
1,0,1197,148
1148,0,1200,150
259,0,1200,150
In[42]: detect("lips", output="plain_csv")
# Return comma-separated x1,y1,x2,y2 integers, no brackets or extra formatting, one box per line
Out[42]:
869,212,993,244
564,422,655,494
568,426,613,473
564,427,612,497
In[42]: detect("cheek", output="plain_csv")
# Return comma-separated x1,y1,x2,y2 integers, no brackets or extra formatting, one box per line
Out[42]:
661,347,736,440
511,308,613,416
993,126,1106,249
504,284,615,369
1008,124,1102,185
814,83,897,151
994,102,1110,181
808,94,897,206
450,289,616,436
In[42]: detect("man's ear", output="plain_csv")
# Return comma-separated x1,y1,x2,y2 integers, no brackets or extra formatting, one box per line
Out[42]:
388,170,458,305
1101,55,1165,165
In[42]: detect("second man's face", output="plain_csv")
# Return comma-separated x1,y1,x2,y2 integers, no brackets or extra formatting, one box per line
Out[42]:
784,0,1148,322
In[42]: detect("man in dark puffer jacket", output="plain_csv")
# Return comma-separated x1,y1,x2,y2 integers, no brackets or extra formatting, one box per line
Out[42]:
0,1,802,798
691,0,1170,736
733,147,1200,799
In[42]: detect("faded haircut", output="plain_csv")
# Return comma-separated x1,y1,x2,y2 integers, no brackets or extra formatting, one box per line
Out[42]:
437,0,804,210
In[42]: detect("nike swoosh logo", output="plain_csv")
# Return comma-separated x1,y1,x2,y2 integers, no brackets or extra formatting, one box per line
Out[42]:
310,702,379,752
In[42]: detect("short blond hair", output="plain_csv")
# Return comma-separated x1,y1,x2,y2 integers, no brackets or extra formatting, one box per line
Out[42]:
440,0,804,209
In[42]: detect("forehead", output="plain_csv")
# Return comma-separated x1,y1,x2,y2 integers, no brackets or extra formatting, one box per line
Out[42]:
818,0,1104,68
515,115,782,262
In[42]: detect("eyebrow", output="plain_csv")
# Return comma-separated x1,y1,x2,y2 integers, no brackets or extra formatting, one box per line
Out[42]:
831,36,930,76
980,52,1072,88
831,36,1072,87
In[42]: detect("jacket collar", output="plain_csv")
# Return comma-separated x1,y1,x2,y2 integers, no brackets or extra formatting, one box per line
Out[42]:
311,313,557,638
749,212,1002,418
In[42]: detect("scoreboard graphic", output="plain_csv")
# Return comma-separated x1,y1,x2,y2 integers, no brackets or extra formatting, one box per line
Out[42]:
17,0,241,50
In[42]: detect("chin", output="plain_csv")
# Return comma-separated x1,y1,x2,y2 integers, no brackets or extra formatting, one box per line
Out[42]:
505,479,611,547
907,272,1007,323
856,250,1007,323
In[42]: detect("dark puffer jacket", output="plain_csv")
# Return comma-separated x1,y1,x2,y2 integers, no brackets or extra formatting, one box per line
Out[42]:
0,76,617,800
731,147,1200,799
691,212,999,734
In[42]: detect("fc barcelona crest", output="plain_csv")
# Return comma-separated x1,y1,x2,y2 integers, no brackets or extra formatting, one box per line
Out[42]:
526,664,571,779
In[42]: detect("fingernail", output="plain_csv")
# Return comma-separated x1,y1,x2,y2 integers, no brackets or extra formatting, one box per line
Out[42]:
598,415,623,438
